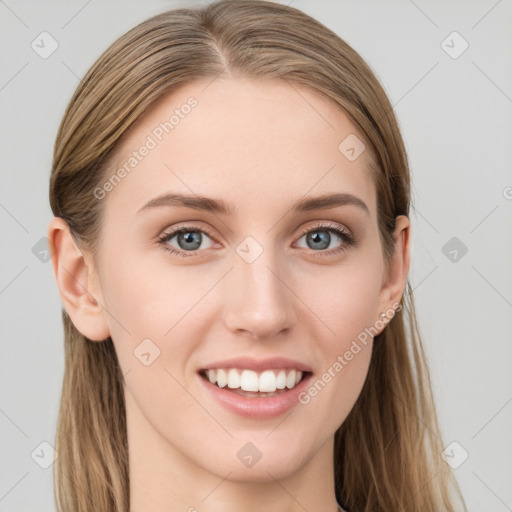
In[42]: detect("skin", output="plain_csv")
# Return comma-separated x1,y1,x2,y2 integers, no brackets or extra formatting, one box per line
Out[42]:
48,77,410,512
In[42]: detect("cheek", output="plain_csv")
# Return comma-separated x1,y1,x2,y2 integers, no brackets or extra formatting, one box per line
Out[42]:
298,288,377,435
98,249,207,436
98,245,229,403
100,246,209,339
300,252,384,338
294,251,382,424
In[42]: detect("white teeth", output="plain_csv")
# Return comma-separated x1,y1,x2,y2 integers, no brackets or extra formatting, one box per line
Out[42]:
276,370,286,389
240,369,259,392
285,370,296,389
203,368,304,392
259,370,277,392
227,369,240,389
216,369,227,388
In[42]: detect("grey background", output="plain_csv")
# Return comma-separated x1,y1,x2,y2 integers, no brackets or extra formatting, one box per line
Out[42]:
1,1,511,511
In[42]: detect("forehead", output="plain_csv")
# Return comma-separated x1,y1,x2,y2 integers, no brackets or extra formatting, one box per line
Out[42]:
102,77,376,218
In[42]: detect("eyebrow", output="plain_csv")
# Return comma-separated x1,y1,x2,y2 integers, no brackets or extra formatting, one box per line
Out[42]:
136,192,370,216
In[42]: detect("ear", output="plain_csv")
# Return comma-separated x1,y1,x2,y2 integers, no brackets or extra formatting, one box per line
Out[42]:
47,217,110,342
376,215,411,326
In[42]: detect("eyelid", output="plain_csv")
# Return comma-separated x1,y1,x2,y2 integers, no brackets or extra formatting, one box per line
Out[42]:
297,220,353,239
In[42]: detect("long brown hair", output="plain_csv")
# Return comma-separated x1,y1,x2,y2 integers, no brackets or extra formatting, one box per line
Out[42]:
49,1,468,511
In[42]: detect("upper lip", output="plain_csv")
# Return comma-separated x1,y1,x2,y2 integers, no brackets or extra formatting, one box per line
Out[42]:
200,356,313,373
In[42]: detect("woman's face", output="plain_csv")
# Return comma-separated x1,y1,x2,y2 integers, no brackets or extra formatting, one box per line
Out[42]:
80,77,407,483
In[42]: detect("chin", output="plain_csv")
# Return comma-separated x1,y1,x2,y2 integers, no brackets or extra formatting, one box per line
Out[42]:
193,437,313,483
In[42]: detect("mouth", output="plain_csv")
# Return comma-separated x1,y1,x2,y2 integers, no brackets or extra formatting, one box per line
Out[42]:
196,356,314,418
198,368,312,398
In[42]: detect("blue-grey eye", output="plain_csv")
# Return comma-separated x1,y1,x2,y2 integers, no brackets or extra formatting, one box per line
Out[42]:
160,227,215,254
296,228,346,251
177,230,202,251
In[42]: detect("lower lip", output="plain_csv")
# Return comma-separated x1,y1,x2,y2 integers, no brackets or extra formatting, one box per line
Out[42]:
197,372,312,419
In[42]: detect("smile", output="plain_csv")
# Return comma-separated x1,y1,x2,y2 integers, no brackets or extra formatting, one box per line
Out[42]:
197,367,313,419
200,368,307,394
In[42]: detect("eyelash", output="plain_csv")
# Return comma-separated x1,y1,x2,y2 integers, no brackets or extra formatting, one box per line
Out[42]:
157,221,356,258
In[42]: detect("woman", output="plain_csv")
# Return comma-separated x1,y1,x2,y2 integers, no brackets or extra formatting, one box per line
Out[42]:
47,1,468,511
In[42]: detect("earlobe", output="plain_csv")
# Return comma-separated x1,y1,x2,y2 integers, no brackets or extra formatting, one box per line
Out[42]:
47,217,110,342
377,215,411,321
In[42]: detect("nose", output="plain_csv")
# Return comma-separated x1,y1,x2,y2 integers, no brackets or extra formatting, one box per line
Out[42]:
223,250,297,340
